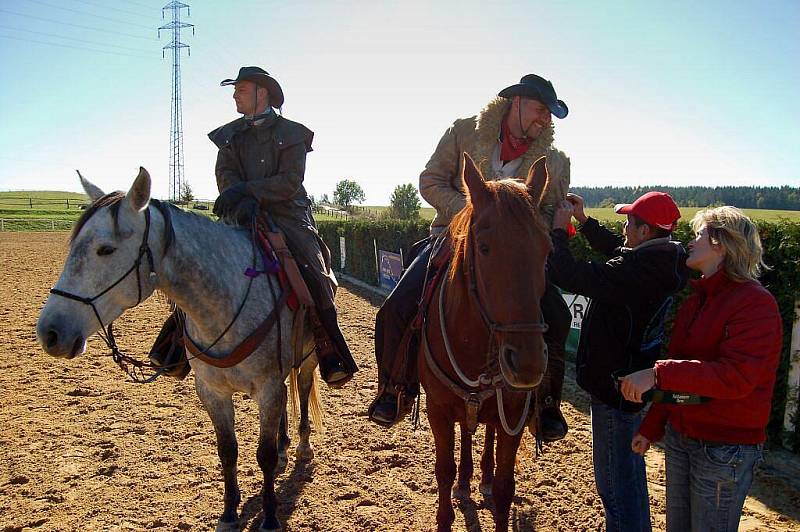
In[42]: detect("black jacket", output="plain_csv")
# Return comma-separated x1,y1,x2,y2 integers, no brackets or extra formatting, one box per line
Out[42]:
549,218,689,412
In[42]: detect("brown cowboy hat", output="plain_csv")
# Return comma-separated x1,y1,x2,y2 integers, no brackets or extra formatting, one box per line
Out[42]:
220,66,284,108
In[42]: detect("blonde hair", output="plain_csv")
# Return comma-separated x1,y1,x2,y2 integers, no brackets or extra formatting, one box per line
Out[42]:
690,206,768,282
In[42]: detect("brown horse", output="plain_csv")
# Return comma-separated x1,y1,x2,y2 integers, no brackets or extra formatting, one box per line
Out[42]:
419,153,552,531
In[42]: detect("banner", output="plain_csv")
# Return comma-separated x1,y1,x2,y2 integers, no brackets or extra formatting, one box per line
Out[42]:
378,250,402,291
562,291,590,354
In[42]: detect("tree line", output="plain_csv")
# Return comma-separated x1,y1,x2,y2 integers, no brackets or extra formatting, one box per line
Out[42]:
570,185,800,210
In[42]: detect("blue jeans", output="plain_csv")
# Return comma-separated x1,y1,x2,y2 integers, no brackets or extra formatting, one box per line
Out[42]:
591,399,652,532
663,424,763,532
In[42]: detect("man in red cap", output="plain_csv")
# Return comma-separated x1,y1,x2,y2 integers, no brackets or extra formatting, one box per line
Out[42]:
548,191,689,532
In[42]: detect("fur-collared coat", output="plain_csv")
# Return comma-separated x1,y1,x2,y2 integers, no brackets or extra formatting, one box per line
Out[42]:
420,97,571,234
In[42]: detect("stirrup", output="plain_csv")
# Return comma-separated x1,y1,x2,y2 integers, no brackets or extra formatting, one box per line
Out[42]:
367,387,413,428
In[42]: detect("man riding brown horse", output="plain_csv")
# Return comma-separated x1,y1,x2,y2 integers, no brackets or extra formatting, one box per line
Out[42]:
151,66,357,387
369,74,573,442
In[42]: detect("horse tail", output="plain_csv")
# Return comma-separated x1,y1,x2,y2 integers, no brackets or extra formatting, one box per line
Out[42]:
288,367,301,424
309,369,324,433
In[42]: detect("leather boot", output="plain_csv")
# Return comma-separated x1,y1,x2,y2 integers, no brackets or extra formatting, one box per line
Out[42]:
313,307,358,388
539,280,571,442
149,311,191,380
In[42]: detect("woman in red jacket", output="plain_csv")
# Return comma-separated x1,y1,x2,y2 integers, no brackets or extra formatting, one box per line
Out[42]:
620,206,782,532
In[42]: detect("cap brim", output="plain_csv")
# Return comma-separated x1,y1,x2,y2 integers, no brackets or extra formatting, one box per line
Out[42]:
219,75,284,108
550,100,568,119
498,86,568,119
614,203,633,215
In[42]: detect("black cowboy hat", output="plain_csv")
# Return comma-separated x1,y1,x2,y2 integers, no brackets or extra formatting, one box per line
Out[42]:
498,74,568,119
220,66,284,108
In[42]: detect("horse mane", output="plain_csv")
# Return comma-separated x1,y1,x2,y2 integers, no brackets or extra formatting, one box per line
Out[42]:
447,179,545,283
70,191,126,243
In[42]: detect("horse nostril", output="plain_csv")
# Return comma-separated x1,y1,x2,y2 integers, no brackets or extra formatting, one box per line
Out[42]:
501,345,519,372
46,330,59,349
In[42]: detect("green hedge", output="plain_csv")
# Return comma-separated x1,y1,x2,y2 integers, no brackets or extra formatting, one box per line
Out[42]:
317,219,430,284
319,217,800,451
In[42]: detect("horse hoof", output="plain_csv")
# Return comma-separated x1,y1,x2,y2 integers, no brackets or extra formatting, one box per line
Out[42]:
451,485,470,500
258,517,282,532
479,483,493,497
275,452,289,476
295,443,314,461
215,519,240,532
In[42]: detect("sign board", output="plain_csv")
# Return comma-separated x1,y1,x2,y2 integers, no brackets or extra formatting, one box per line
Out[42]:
378,250,402,291
339,237,346,270
561,291,590,354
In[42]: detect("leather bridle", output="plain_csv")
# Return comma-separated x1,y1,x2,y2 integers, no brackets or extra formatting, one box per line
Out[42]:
48,202,173,383
466,228,549,342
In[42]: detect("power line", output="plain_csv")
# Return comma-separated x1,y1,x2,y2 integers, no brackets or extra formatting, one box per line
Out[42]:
72,0,153,19
0,8,157,41
0,34,152,59
22,0,154,29
125,0,163,10
0,24,153,53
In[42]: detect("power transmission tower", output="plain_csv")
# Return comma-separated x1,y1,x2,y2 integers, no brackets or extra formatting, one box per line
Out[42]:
158,2,194,203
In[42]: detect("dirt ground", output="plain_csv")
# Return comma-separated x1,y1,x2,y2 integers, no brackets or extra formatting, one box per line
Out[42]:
2,232,799,531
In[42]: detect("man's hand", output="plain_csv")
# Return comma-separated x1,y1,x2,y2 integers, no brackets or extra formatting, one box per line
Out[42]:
566,193,588,224
620,368,656,403
232,196,259,226
553,200,574,231
213,182,250,220
631,433,651,456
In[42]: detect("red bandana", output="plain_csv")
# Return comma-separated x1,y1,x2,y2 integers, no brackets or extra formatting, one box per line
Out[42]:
499,116,531,163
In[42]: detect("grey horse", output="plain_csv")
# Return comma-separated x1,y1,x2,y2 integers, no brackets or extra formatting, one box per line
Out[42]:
35,167,321,532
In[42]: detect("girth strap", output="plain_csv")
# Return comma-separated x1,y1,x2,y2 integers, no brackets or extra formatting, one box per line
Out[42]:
184,289,290,368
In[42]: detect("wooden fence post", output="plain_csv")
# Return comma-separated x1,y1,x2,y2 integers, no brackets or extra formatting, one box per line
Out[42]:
29,198,33,208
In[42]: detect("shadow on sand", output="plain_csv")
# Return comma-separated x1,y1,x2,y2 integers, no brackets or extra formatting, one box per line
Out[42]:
240,457,316,531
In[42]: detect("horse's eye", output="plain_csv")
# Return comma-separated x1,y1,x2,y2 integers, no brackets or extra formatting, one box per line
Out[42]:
479,243,490,255
97,245,116,256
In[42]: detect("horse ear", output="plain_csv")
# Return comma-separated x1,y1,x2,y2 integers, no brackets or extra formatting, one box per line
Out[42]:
125,167,151,213
462,152,489,205
77,170,105,202
526,156,550,208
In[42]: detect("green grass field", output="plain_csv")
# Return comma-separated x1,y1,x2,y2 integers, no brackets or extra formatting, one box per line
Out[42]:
1,192,799,232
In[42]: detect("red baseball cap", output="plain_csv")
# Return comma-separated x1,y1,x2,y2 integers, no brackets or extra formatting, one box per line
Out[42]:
614,191,680,230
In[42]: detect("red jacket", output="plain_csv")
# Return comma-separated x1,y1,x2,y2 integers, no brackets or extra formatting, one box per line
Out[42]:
638,270,782,445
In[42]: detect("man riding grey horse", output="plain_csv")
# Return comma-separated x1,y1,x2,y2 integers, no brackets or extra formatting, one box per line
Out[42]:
151,66,357,387
369,74,573,442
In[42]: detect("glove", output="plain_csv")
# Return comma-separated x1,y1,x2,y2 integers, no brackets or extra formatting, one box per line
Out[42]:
232,196,260,226
213,182,249,219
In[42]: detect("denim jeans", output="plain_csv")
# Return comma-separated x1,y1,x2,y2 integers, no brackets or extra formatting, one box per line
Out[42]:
663,424,764,532
591,399,652,532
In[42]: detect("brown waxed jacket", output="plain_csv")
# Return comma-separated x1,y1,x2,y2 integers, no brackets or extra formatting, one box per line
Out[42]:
208,112,337,308
420,97,570,234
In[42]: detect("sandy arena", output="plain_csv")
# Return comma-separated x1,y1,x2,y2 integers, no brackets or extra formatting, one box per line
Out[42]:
2,232,799,531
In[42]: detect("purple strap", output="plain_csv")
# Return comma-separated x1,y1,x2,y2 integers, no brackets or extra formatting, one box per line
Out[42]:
245,245,282,278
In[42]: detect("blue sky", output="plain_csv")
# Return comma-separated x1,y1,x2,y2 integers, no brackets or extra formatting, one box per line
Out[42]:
0,0,797,204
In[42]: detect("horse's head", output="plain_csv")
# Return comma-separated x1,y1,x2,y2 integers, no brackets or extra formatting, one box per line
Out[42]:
36,168,157,358
453,153,553,390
